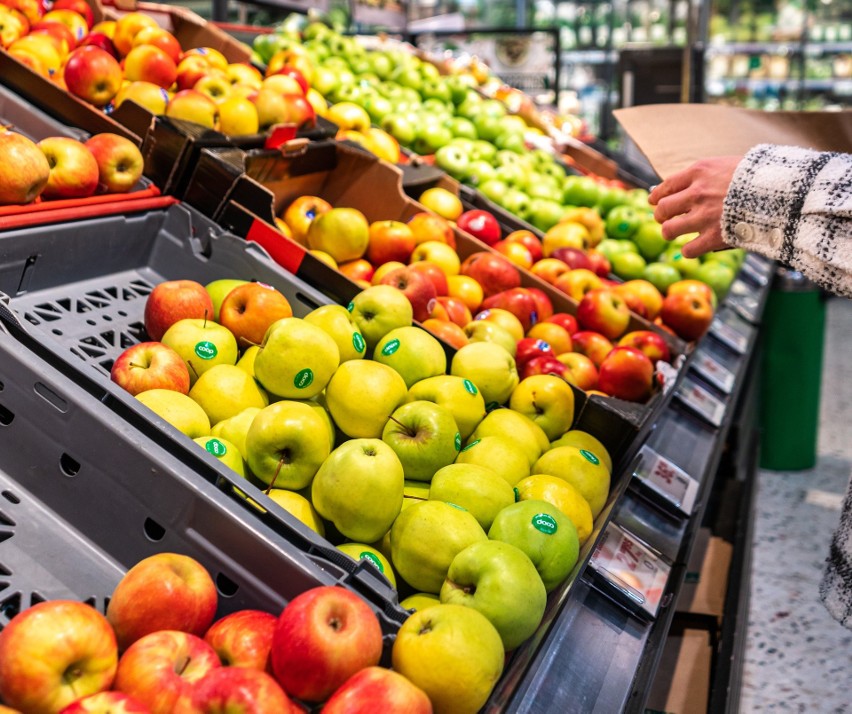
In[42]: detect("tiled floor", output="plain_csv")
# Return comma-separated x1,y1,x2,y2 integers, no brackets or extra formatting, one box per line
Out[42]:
740,297,852,712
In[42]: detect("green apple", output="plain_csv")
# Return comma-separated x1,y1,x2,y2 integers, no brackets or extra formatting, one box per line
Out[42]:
550,429,613,473
434,144,470,179
450,342,518,408
348,285,413,350
493,164,526,189
446,75,477,104
404,479,431,501
493,131,525,154
643,262,682,294
245,400,331,489
456,435,530,486
235,345,260,378
136,389,210,438
527,198,565,232
399,593,440,612
300,398,336,452
367,51,393,79
469,408,550,466
312,438,404,543
562,175,601,207
204,279,247,321
407,374,486,440
527,179,564,204
611,251,648,281
440,540,546,651
462,160,496,188
266,488,325,536
382,401,460,482
325,359,408,438
303,304,366,363
194,435,246,477
421,79,451,104
456,94,483,120
661,247,702,279
508,374,576,441
211,406,261,460
498,188,531,218
462,321,517,357
390,500,487,593
478,179,509,205
429,463,515,531
413,124,453,155
161,318,239,386
362,94,393,123
374,326,446,389
533,445,611,518
254,317,340,400
311,67,341,97
471,114,501,142
449,116,477,140
337,542,396,588
488,499,579,593
632,221,668,261
696,260,736,299
471,140,497,162
188,364,268,426
391,67,422,91
392,604,504,714
381,114,416,146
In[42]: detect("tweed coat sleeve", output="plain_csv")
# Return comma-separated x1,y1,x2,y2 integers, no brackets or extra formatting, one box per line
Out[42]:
721,144,852,298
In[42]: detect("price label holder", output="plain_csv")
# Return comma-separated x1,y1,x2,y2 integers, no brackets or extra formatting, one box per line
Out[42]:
727,279,762,324
739,259,770,287
675,375,727,428
633,445,700,516
587,522,671,620
709,310,753,354
691,350,736,394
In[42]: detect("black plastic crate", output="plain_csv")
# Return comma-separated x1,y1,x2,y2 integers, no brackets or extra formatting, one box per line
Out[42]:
0,83,88,142
0,201,407,623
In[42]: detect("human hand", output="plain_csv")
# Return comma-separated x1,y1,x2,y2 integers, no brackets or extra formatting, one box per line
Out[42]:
648,155,743,258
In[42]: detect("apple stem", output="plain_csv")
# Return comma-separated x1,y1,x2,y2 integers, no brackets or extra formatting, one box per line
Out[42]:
128,362,146,369
203,309,209,329
388,414,416,437
264,456,286,495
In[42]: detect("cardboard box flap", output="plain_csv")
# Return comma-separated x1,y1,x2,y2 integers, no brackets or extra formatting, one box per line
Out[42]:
614,104,852,179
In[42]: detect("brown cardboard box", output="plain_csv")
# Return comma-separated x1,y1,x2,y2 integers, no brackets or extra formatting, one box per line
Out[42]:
676,527,733,622
614,104,852,179
645,628,712,714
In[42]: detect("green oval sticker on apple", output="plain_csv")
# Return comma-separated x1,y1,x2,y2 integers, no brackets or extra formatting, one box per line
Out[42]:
381,338,400,356
205,438,227,457
532,513,558,535
360,551,385,573
580,449,600,465
194,341,218,360
352,332,366,353
294,368,314,390
447,502,467,511
463,379,478,395
454,433,462,451
461,439,480,452
514,487,520,502
347,301,354,312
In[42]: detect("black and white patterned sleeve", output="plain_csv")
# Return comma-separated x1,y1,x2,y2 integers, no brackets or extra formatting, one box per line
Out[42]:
721,144,852,297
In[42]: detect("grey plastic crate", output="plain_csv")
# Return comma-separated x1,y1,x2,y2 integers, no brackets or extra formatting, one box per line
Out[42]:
0,202,408,624
0,327,402,652
0,82,88,142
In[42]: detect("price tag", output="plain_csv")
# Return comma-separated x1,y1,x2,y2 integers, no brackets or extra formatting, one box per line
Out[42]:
691,351,736,394
634,445,700,515
709,316,750,354
745,253,773,271
739,260,770,287
675,376,727,427
727,288,761,323
588,523,671,619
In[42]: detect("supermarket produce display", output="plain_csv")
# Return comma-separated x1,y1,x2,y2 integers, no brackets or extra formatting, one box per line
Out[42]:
0,2,780,711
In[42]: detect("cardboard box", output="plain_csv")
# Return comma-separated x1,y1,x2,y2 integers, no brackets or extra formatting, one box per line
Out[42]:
676,528,733,622
645,627,713,714
614,103,852,179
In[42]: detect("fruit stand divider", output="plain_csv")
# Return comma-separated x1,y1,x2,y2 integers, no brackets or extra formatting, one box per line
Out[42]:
0,83,89,143
0,201,409,623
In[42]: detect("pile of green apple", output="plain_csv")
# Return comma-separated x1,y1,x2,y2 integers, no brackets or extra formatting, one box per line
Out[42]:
108,275,616,698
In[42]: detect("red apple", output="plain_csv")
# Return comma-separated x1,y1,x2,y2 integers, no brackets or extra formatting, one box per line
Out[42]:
576,289,631,340
270,586,383,703
30,20,76,54
113,631,220,714
526,321,572,355
586,249,612,278
279,93,317,130
323,666,432,714
505,229,543,262
366,220,415,265
557,352,599,390
0,131,50,205
175,54,211,91
659,292,714,341
615,280,664,320
78,31,118,58
526,287,554,322
132,26,181,63
37,136,99,199
597,346,654,402
339,258,376,283
123,44,177,89
409,241,460,279
530,258,569,285
408,260,449,296
617,330,671,364
481,287,539,332
460,252,521,298
203,609,277,672
144,279,215,342
0,601,117,713
63,45,122,106
521,355,568,380
271,65,309,94
545,312,579,335
551,247,593,272
283,195,332,246
494,239,533,269
407,212,456,250
187,667,298,714
571,330,614,368
84,133,144,194
165,89,219,130
59,691,150,714
380,266,438,322
515,336,555,367
106,552,218,652
52,0,93,28
422,318,468,349
110,341,190,396
553,268,603,302
435,295,471,327
457,209,501,246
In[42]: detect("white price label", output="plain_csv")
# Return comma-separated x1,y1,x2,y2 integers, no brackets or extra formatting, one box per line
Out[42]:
739,260,770,286
676,376,727,427
635,445,699,515
710,317,750,354
745,253,773,271
692,352,736,394
589,523,670,619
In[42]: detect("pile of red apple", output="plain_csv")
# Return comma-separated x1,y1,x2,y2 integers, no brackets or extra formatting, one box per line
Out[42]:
0,130,144,204
0,0,320,136
0,552,431,713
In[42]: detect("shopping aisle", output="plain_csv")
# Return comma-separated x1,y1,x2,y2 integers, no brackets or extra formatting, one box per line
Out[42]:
740,297,852,712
